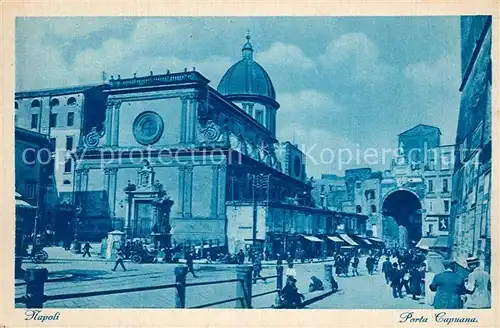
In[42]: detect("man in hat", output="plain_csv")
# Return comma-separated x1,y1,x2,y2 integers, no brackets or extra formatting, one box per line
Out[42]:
280,276,305,308
464,256,491,309
429,260,467,309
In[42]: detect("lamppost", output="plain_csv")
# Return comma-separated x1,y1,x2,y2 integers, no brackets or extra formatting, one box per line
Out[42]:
248,173,270,254
72,206,82,253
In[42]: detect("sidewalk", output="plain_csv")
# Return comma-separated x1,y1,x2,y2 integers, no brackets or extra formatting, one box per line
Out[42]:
39,246,336,267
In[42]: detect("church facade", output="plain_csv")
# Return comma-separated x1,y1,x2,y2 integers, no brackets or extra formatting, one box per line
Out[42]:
69,35,335,254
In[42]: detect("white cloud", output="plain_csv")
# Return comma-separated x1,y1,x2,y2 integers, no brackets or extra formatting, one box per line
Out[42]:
278,89,341,114
47,17,114,38
257,42,315,70
16,19,234,91
403,55,460,88
319,32,395,85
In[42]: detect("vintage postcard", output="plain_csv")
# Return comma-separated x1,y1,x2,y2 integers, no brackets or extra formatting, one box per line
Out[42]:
1,1,498,327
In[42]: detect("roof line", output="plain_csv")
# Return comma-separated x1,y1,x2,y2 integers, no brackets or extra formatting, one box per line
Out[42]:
398,124,442,136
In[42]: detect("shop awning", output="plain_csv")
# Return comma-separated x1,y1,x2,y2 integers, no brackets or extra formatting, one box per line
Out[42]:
302,235,324,242
356,236,372,245
434,236,449,248
339,234,359,246
16,198,36,209
415,237,435,250
354,235,373,246
368,237,384,243
327,236,344,243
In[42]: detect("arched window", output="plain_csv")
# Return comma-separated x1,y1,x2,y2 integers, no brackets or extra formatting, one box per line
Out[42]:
67,97,76,106
63,180,71,185
14,101,18,109
356,205,362,214
31,99,41,108
50,98,60,106
371,205,377,213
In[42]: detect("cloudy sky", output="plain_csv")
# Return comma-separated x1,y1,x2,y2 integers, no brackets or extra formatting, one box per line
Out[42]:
16,17,461,177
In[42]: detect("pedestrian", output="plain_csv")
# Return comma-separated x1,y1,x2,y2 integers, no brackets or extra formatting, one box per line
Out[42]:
253,254,266,284
286,252,293,266
82,241,92,257
409,265,422,300
186,250,197,277
389,262,403,299
351,255,359,276
334,255,342,276
366,255,375,275
280,276,305,308
162,246,172,263
419,263,426,299
382,257,392,284
111,249,127,271
248,249,255,263
308,276,325,292
341,255,349,277
464,257,491,309
237,249,245,265
276,253,283,266
429,260,467,309
401,263,411,295
285,262,297,280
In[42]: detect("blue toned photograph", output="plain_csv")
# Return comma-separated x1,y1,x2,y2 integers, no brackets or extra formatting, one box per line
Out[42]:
14,16,491,310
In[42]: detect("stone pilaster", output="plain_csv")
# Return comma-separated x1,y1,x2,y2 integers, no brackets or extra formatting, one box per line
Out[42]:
210,165,219,218
104,101,114,146
108,168,118,216
111,101,122,147
177,166,186,217
180,96,188,143
184,94,198,143
103,168,111,203
184,165,194,218
217,164,227,218
190,98,198,143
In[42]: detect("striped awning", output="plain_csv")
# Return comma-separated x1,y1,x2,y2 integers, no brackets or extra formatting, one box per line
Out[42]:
327,236,344,243
302,235,323,242
368,237,384,243
16,198,36,209
415,237,435,250
355,235,372,245
339,234,359,246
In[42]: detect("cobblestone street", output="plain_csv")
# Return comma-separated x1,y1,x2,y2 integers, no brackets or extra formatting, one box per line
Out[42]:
16,247,327,309
309,261,431,309
16,249,430,309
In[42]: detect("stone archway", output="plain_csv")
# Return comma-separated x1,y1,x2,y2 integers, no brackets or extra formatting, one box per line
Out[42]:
382,189,422,247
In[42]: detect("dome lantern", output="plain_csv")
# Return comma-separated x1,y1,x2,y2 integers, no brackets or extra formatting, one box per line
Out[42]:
217,32,279,108
242,31,253,60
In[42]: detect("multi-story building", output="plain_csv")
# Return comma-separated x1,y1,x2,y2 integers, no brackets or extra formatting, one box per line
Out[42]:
311,174,347,210
9,34,343,256
422,145,454,238
14,85,107,199
397,124,441,169
15,127,52,234
449,16,492,271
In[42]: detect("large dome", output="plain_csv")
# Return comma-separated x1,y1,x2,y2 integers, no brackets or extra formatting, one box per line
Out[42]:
217,34,277,102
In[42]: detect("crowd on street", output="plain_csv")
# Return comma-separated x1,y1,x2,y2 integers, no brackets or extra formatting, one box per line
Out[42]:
21,231,491,310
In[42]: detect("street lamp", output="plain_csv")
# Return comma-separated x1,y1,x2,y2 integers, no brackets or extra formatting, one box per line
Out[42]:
72,206,82,253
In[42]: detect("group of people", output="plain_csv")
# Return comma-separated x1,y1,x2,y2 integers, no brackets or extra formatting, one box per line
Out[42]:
333,251,380,277
429,256,491,309
380,248,491,309
381,256,426,300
